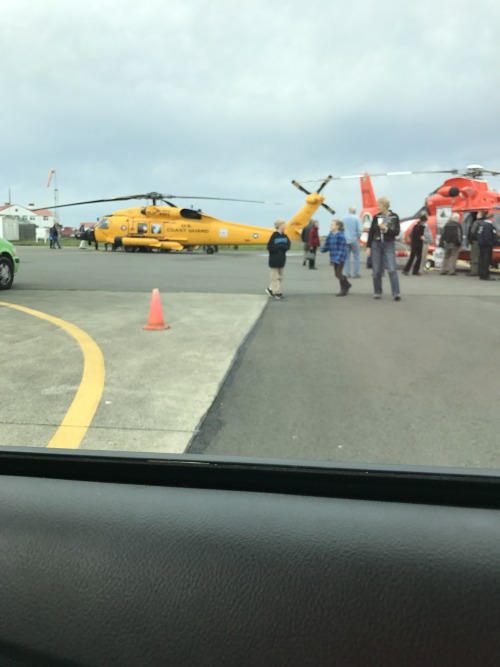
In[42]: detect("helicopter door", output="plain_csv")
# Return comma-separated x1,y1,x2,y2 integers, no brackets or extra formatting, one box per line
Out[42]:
461,212,475,249
435,206,452,246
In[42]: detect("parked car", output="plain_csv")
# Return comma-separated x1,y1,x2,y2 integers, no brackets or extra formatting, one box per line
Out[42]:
0,238,19,289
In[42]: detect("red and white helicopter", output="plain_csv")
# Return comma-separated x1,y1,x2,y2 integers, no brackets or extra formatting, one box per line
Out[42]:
319,166,500,267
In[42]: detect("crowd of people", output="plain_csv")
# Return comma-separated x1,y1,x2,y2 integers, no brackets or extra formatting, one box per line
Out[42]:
265,199,498,300
266,196,403,301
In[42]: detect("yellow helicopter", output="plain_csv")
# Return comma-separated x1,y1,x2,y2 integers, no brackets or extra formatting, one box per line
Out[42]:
40,180,335,253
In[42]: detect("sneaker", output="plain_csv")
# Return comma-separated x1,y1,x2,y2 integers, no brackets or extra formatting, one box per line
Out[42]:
265,288,273,297
274,294,283,300
373,294,382,299
393,295,401,301
345,281,352,294
335,292,346,297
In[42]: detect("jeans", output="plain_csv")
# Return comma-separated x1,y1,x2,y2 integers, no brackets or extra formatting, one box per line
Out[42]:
371,240,400,296
345,241,360,276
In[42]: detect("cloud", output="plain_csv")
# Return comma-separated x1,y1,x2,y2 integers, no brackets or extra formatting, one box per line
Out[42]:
1,0,499,230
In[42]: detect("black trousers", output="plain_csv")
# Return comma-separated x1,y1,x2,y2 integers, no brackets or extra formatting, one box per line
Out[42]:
478,246,493,279
404,248,422,274
308,247,317,269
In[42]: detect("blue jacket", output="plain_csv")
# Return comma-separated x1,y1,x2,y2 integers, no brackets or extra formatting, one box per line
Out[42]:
321,231,347,264
342,214,362,244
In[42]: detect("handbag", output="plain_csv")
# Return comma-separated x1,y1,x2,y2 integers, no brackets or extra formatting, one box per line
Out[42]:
366,255,373,269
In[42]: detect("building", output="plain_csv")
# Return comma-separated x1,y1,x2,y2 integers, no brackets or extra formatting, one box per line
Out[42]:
0,204,56,241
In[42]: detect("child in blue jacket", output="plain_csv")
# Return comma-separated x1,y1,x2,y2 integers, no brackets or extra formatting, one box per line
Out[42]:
321,220,351,296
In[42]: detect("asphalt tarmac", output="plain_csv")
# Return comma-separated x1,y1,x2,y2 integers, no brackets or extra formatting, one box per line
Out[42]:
3,245,500,469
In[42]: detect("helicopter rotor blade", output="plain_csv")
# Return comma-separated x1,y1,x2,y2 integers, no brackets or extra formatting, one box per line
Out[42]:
316,176,333,194
321,203,336,216
32,192,282,212
32,195,148,211
291,180,312,196
163,196,282,204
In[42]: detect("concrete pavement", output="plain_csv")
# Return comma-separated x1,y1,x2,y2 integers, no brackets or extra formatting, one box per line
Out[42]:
3,246,500,468
1,290,266,452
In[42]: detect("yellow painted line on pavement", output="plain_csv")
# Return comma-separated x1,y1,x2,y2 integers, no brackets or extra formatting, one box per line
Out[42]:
0,301,105,449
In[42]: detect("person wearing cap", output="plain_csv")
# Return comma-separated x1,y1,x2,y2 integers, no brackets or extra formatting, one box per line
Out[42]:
265,219,291,300
402,213,427,276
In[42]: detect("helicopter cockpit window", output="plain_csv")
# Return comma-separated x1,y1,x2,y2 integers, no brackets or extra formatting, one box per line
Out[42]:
137,223,148,234
97,218,109,230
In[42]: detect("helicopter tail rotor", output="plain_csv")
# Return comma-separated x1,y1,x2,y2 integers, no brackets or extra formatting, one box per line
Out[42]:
291,180,335,215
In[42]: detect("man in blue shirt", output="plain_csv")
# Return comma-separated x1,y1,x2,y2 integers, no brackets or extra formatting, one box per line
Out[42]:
342,206,362,278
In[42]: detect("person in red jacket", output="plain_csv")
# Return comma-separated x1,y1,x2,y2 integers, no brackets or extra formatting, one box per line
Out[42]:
308,220,320,270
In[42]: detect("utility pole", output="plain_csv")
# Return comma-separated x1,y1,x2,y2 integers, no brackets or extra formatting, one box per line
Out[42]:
54,173,60,225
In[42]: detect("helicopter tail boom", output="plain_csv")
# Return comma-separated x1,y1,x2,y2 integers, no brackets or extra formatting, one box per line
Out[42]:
285,193,326,241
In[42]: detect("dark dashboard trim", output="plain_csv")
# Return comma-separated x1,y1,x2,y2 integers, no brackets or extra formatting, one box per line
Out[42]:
1,447,500,509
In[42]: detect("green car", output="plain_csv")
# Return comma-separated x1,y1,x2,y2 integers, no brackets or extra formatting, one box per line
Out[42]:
0,238,19,290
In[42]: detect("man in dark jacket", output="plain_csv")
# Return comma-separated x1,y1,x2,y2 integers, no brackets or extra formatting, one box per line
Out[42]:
366,196,401,300
301,219,314,266
466,211,485,276
266,219,291,300
403,213,427,276
477,213,497,280
440,213,462,275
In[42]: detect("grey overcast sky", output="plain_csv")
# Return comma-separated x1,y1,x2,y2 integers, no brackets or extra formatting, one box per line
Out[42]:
1,0,499,231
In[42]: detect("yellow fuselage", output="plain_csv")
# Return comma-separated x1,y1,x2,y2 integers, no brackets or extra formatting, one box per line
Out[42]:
94,194,326,250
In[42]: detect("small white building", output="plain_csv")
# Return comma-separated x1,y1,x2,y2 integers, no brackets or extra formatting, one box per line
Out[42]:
0,204,56,240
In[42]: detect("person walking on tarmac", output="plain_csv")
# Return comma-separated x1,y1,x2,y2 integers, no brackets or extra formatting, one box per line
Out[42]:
466,211,485,276
440,213,463,275
321,220,350,296
78,224,87,249
342,206,362,278
308,220,320,270
366,196,401,301
403,213,427,276
265,219,291,300
301,219,314,266
51,223,62,249
477,212,497,281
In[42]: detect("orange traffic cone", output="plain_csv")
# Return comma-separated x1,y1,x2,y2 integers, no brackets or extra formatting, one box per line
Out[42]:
143,288,170,330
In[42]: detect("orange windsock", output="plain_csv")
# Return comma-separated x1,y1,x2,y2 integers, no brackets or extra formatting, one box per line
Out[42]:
47,169,56,188
143,288,170,330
